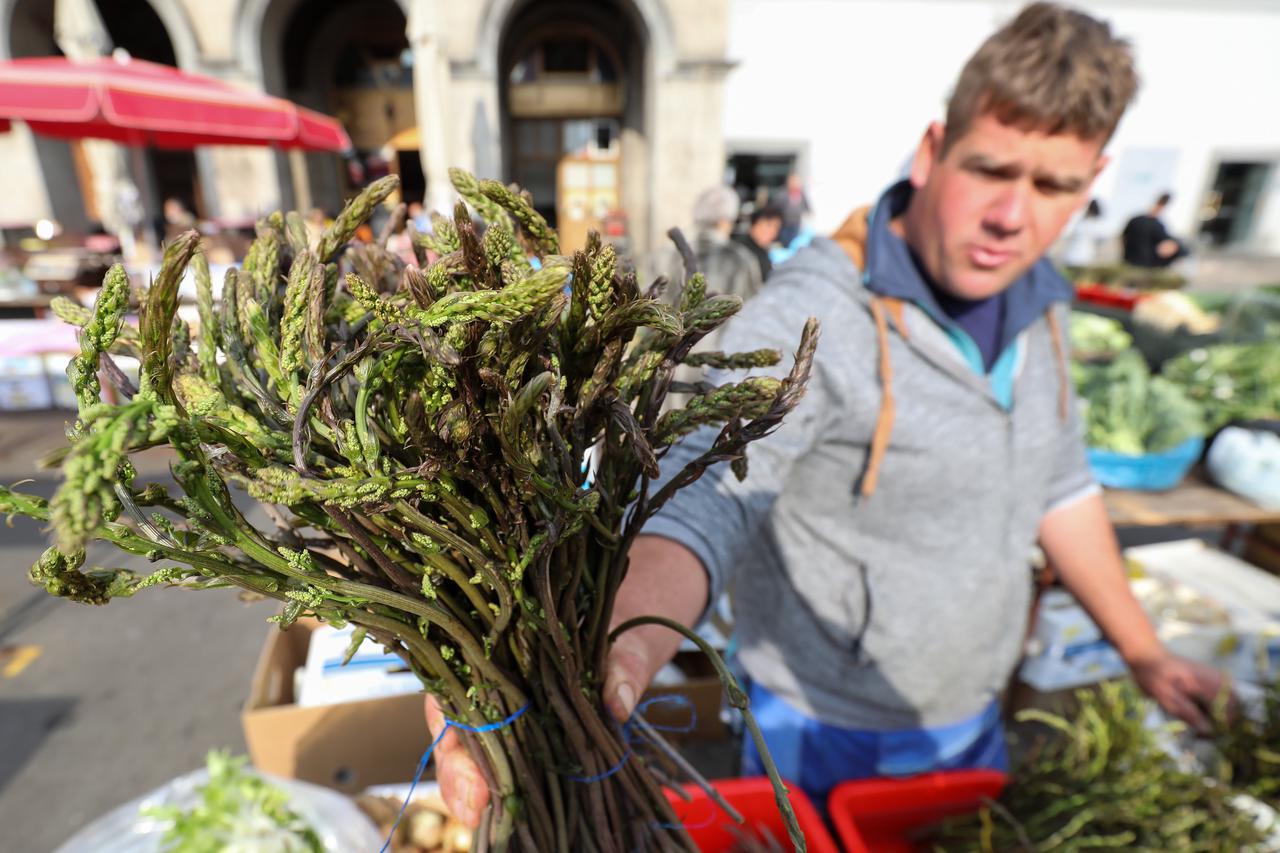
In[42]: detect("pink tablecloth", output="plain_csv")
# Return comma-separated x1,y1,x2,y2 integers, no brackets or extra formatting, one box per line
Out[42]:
0,319,80,357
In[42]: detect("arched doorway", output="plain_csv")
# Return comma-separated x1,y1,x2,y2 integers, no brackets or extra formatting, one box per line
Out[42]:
259,0,413,216
499,1,645,253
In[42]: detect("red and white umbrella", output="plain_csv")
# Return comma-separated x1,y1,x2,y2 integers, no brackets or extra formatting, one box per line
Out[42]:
0,54,350,151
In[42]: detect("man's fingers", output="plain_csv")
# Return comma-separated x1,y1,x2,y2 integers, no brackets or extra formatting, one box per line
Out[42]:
425,695,445,737
425,695,461,753
603,635,653,722
438,748,489,828
425,695,487,826
1165,689,1211,734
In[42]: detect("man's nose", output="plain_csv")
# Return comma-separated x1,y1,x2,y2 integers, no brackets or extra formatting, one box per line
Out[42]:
984,186,1028,236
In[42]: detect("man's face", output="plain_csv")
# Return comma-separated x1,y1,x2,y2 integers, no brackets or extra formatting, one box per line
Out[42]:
902,112,1107,300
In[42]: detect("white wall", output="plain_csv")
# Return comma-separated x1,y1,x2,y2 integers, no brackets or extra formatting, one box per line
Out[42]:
722,0,1280,253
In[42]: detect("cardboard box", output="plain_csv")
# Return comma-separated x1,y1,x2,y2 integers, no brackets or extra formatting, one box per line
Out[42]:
1246,539,1280,576
1247,525,1280,576
241,618,429,794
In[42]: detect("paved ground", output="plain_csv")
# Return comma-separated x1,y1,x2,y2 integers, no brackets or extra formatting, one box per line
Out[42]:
0,413,279,852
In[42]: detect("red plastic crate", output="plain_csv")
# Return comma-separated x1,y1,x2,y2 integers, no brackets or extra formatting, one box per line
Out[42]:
663,776,839,853
829,770,1008,853
1074,282,1142,311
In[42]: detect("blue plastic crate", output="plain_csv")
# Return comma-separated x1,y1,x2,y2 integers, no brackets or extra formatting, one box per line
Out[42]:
1087,436,1204,491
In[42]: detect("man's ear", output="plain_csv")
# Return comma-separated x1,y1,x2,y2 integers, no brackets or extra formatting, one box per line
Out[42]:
1091,153,1111,185
909,121,946,189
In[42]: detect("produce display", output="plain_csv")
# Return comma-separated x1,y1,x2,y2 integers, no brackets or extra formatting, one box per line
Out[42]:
922,682,1266,852
1163,342,1280,430
0,170,819,852
1073,351,1205,455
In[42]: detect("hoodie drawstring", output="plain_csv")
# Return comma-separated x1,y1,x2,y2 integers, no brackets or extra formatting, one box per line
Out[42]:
1044,307,1070,423
862,295,907,498
862,299,1068,499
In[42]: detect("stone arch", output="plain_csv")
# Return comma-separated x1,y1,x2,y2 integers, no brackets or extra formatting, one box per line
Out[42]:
136,0,200,70
473,0,675,78
234,0,411,86
482,0,668,250
235,0,413,213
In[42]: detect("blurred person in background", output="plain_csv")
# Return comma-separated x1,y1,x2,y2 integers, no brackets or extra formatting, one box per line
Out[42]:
770,172,811,248
735,204,783,282
1061,198,1108,272
157,196,196,244
655,185,763,307
1122,191,1189,268
408,201,432,233
651,185,764,411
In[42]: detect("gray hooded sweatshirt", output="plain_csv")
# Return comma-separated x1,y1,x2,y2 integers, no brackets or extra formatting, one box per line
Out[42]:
643,190,1097,731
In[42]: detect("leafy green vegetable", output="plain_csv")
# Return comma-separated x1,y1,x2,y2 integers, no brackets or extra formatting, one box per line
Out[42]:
1164,342,1280,430
146,751,322,853
1074,351,1206,454
1069,312,1131,359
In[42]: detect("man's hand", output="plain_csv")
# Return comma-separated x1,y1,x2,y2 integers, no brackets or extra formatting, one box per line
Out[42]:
424,535,707,828
1130,650,1227,733
424,696,490,828
424,633,666,829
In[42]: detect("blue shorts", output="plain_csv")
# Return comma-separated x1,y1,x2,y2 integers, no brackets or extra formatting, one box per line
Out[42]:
738,681,1008,811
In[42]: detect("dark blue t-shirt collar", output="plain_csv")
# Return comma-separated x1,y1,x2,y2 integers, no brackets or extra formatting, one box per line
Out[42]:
862,180,1074,357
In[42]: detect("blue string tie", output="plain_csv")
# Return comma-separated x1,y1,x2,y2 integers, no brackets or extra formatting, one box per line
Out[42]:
381,693,705,851
379,703,529,853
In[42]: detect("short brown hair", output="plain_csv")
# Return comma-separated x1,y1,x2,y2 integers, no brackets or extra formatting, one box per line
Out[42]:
943,2,1138,153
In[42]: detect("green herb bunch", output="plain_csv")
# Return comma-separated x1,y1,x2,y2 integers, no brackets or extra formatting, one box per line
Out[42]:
1,171,819,853
1163,342,1280,431
146,751,323,853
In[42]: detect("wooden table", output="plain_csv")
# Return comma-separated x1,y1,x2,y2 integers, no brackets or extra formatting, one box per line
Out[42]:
1104,471,1280,528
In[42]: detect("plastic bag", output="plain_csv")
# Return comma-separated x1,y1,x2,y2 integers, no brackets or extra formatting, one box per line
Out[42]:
1207,427,1280,510
52,766,383,853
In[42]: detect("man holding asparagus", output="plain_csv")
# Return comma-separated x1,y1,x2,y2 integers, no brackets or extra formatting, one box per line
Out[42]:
434,1,1225,819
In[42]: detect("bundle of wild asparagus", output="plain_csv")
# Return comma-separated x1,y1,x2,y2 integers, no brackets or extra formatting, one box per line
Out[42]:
0,170,818,852
922,682,1264,852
